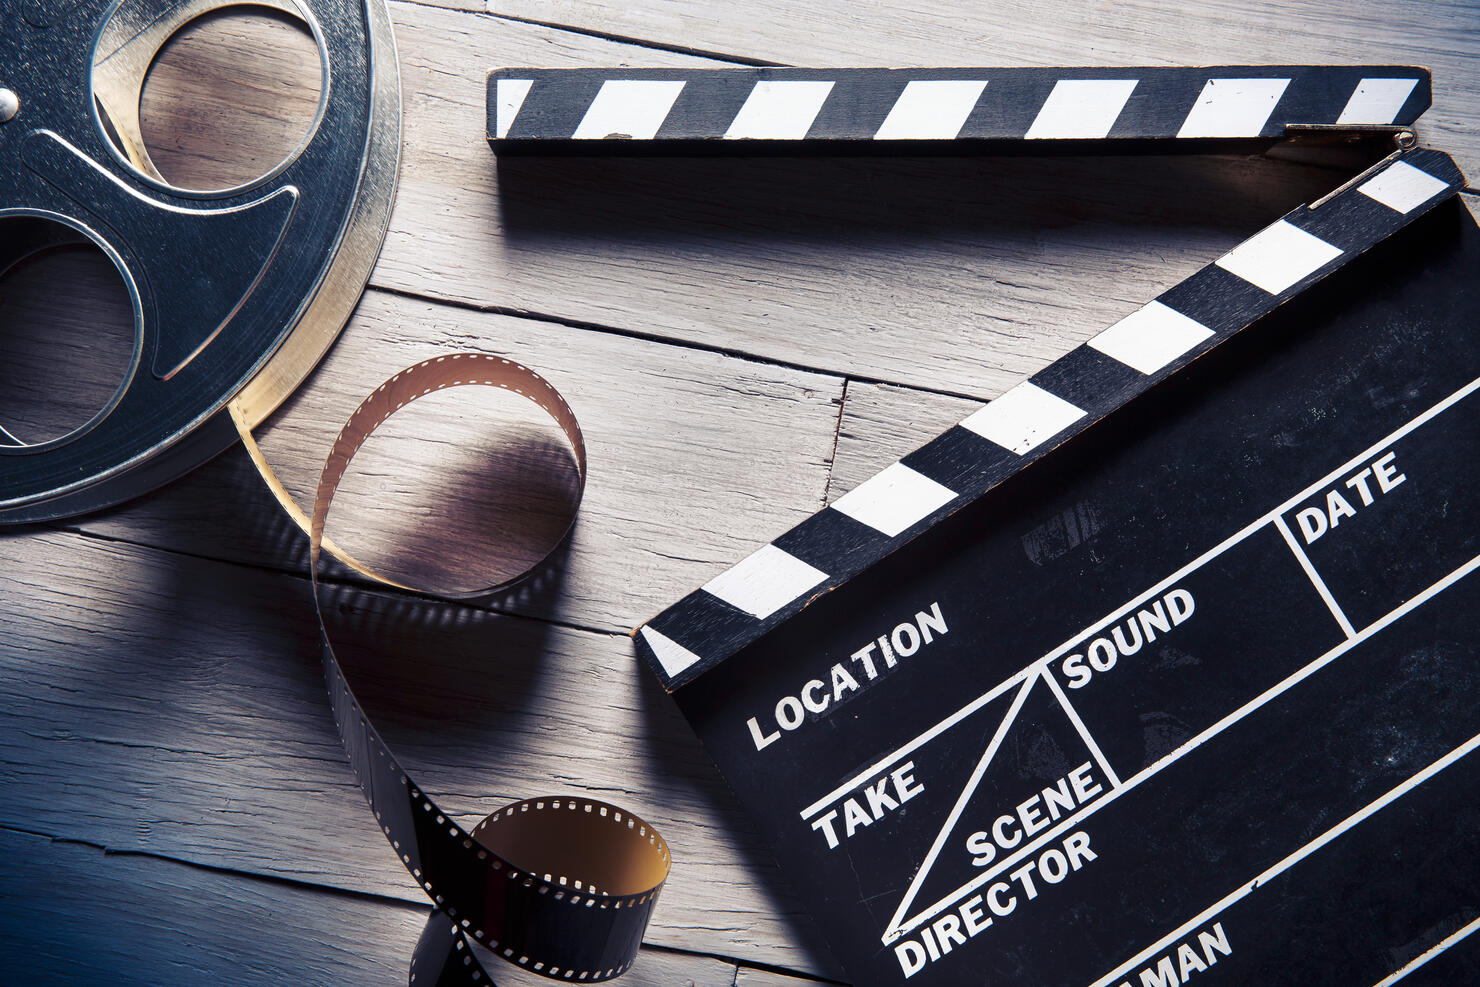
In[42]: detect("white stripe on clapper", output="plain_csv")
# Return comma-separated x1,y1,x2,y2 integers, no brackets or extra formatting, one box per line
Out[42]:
702,543,828,620
1215,220,1342,295
1358,160,1451,215
639,625,704,679
725,80,834,140
1025,79,1138,139
1336,77,1420,126
573,80,685,140
874,80,987,140
959,382,1087,455
830,462,958,537
1087,300,1214,376
495,78,533,138
1178,77,1290,138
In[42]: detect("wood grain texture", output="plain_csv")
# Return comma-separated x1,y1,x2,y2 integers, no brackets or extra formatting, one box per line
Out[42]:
136,8,323,192
734,969,837,987
0,528,840,978
0,828,738,986
70,285,843,632
0,828,427,986
375,2,1347,399
497,948,740,987
825,383,980,501
0,244,136,445
4,3,1474,985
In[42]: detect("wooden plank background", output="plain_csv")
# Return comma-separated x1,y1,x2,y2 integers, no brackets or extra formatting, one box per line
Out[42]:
2,1,1475,983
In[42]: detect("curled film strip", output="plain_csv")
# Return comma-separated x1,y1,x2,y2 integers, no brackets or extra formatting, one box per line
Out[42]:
296,354,670,984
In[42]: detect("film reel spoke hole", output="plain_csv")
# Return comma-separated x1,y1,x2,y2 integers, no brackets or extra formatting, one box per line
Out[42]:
110,4,325,191
324,386,584,597
0,219,136,446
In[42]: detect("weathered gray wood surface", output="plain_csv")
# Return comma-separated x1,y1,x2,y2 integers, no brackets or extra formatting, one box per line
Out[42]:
0,528,840,977
489,0,1480,178
2,1,1474,984
0,828,737,986
74,285,844,631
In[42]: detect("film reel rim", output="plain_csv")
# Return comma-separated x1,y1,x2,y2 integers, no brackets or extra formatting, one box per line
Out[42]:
0,207,146,453
225,0,403,432
90,0,332,198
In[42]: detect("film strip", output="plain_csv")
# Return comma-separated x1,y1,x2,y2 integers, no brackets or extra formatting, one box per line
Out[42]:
635,144,1467,690
488,66,1430,148
304,355,670,984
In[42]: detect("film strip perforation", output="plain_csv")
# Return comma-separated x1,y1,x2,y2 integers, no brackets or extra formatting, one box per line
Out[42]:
636,145,1465,692
331,638,667,982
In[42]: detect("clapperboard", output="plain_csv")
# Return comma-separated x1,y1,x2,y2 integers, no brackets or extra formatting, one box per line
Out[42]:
490,68,1479,985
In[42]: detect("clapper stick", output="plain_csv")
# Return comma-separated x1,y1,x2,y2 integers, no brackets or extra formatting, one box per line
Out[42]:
488,66,1429,151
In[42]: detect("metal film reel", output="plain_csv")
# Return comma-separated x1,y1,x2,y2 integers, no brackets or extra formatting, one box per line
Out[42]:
0,0,400,521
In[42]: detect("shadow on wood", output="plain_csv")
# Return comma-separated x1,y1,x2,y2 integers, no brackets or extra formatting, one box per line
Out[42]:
494,152,1342,247
632,646,848,981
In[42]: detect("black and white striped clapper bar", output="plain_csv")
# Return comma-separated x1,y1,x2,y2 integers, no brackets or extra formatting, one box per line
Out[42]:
490,62,1480,987
488,66,1429,148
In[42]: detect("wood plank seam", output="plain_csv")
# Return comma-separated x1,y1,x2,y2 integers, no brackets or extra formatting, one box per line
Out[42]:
52,520,632,640
367,282,989,404
0,822,431,913
483,10,780,67
820,378,850,506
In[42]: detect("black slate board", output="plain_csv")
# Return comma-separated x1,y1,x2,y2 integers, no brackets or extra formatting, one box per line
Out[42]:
647,188,1480,985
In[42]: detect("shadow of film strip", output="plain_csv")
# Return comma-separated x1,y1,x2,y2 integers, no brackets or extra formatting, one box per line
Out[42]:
632,146,1468,690
488,66,1429,145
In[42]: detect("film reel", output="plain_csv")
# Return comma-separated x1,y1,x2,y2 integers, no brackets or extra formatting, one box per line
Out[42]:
0,0,399,521
303,354,670,985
